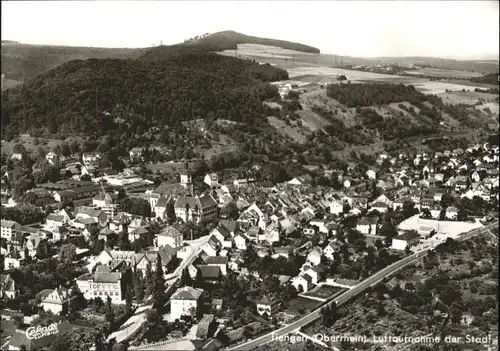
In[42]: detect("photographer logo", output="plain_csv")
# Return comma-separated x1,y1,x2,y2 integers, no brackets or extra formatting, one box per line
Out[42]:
26,323,59,340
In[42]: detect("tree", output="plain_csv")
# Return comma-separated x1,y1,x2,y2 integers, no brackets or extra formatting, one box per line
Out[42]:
321,302,339,327
133,269,145,301
144,263,154,298
180,268,193,286
61,142,71,157
221,201,239,219
69,282,86,313
59,243,77,264
153,254,166,301
379,221,398,246
105,295,115,327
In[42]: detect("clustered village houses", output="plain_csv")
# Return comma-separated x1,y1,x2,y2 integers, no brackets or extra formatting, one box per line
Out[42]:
1,141,498,349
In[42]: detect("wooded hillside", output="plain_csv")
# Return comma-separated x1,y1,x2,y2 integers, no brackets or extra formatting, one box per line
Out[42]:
1,52,288,138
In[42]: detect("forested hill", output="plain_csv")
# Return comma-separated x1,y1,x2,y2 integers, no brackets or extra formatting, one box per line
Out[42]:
0,52,288,138
470,73,499,85
1,43,144,82
182,30,320,54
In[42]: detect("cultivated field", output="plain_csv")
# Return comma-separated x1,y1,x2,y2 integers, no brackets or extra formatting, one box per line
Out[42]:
404,67,484,79
304,285,344,300
281,66,491,95
438,91,499,105
411,81,490,95
1,78,22,90
220,43,316,60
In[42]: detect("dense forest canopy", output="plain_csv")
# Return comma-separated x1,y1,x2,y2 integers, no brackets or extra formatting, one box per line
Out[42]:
1,43,144,82
470,73,499,85
1,52,288,137
326,82,444,108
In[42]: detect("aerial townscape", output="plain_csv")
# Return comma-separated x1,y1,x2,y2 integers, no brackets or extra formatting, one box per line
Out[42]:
1,1,499,351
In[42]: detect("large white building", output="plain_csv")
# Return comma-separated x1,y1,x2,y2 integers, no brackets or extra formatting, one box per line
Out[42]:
76,265,124,304
174,195,218,224
170,286,204,321
92,190,119,218
1,220,20,242
391,231,420,251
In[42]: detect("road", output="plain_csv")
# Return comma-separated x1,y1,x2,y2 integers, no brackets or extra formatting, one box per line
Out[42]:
165,235,210,294
228,223,496,350
107,235,210,344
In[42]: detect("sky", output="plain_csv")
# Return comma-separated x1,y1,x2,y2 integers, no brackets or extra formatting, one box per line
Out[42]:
2,1,499,59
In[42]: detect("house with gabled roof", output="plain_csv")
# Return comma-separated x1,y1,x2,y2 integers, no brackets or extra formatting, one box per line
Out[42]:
202,235,222,257
96,249,140,266
306,247,323,266
203,256,228,275
391,230,420,251
1,219,21,242
98,228,116,243
237,202,266,231
369,201,390,213
259,222,280,245
156,226,183,248
3,249,24,270
128,226,150,243
256,295,280,317
323,240,341,261
24,235,49,258
154,195,171,219
135,246,176,277
291,272,315,293
127,218,150,233
204,173,219,188
174,194,218,224
75,207,107,224
210,225,232,248
39,287,73,315
392,196,411,210
194,265,222,282
430,204,442,219
0,274,19,299
233,233,248,251
170,286,204,320
356,217,378,235
108,212,131,232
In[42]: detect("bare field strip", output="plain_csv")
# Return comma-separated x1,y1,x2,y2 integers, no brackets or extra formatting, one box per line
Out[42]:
404,67,484,79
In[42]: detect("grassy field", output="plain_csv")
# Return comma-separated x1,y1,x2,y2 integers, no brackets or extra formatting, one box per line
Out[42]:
0,320,16,346
286,296,321,315
199,133,238,159
404,67,484,79
267,116,308,143
1,78,22,90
